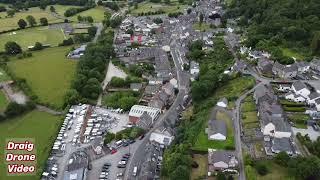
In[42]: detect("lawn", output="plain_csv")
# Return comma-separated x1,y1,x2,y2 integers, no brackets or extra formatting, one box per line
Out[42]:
0,90,9,111
0,110,62,180
193,23,211,32
191,154,208,180
0,27,66,50
193,110,235,151
0,68,11,82
0,7,62,32
129,1,187,16
257,161,295,180
288,113,309,129
281,47,305,61
70,6,106,22
8,46,77,109
192,77,255,151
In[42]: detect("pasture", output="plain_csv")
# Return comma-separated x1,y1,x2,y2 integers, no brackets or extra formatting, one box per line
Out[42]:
69,6,106,22
0,90,9,111
0,27,66,50
8,46,77,109
0,110,62,180
0,7,63,32
129,1,187,16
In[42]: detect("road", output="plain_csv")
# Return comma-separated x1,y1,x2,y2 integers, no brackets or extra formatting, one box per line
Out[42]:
93,23,103,43
124,32,190,179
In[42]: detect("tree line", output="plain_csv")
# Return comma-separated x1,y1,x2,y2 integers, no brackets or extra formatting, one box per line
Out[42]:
0,0,94,10
161,37,235,179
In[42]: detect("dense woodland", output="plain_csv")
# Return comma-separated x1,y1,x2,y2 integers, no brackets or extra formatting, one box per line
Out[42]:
225,0,320,63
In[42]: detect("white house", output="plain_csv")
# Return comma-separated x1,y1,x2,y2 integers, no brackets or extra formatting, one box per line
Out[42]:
149,126,174,146
278,84,292,92
261,112,292,138
207,120,227,141
285,93,306,103
216,98,228,108
292,81,310,98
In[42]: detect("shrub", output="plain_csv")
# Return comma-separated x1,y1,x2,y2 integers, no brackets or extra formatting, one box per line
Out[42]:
254,161,269,176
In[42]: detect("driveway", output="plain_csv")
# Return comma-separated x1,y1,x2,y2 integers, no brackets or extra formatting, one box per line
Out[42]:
292,126,320,141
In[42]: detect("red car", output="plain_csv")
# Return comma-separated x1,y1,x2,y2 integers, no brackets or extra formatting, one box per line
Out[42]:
111,149,117,154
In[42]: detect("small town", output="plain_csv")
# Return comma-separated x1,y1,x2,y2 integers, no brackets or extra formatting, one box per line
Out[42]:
0,0,319,180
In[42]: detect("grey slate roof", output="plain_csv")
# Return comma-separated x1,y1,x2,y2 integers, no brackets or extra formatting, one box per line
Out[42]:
130,83,143,90
137,111,153,129
308,92,320,100
315,98,320,105
272,137,293,153
209,150,238,167
292,81,307,91
145,84,161,95
208,120,227,137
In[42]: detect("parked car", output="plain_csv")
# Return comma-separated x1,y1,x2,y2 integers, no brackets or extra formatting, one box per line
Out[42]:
116,173,123,177
139,134,145,140
117,164,126,168
128,139,135,144
111,149,117,154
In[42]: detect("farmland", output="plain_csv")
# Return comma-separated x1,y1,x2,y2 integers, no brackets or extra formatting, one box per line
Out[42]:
0,27,66,50
7,46,77,109
0,7,63,32
129,1,187,16
0,110,62,180
0,90,9,111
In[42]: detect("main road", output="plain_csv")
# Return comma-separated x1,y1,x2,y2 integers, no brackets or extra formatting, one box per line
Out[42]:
124,38,190,179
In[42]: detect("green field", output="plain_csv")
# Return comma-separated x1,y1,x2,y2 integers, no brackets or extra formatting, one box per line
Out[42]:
8,46,77,109
0,110,62,180
0,27,66,50
191,154,208,180
250,161,295,180
193,23,211,32
0,68,11,82
70,6,106,22
129,1,187,16
46,5,78,16
281,47,305,61
0,90,9,111
0,7,63,32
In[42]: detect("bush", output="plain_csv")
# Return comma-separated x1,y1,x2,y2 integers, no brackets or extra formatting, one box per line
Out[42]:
104,132,115,145
109,77,127,88
283,106,306,112
58,38,74,46
254,161,269,176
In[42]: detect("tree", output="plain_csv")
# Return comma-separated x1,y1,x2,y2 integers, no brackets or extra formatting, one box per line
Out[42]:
86,16,94,23
17,19,27,29
217,172,226,180
164,0,170,4
288,156,320,179
103,132,115,145
187,8,191,14
26,15,37,27
49,6,56,13
5,42,22,55
311,31,320,55
40,17,48,26
0,6,6,12
199,13,204,24
153,17,163,24
5,102,26,118
178,0,184,3
88,26,98,37
6,10,15,17
254,161,269,176
77,15,83,22
275,151,290,167
64,89,81,106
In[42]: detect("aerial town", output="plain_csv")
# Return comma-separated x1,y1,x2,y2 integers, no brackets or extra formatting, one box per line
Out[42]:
0,0,319,180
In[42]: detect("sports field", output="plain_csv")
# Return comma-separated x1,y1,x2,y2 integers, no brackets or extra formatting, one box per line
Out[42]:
69,6,107,22
0,27,66,50
8,46,77,109
129,1,187,16
0,7,63,32
0,110,63,180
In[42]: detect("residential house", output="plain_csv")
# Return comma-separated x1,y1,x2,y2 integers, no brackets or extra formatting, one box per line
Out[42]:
208,149,238,173
271,137,294,155
169,78,178,89
217,98,228,108
260,112,292,138
149,125,175,146
257,58,273,74
136,112,153,130
207,120,227,141
307,92,320,105
144,84,161,97
149,77,163,85
315,99,320,111
310,57,320,72
272,62,298,79
278,84,292,92
253,85,275,104
285,93,306,103
190,61,200,81
295,61,310,73
292,81,310,98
